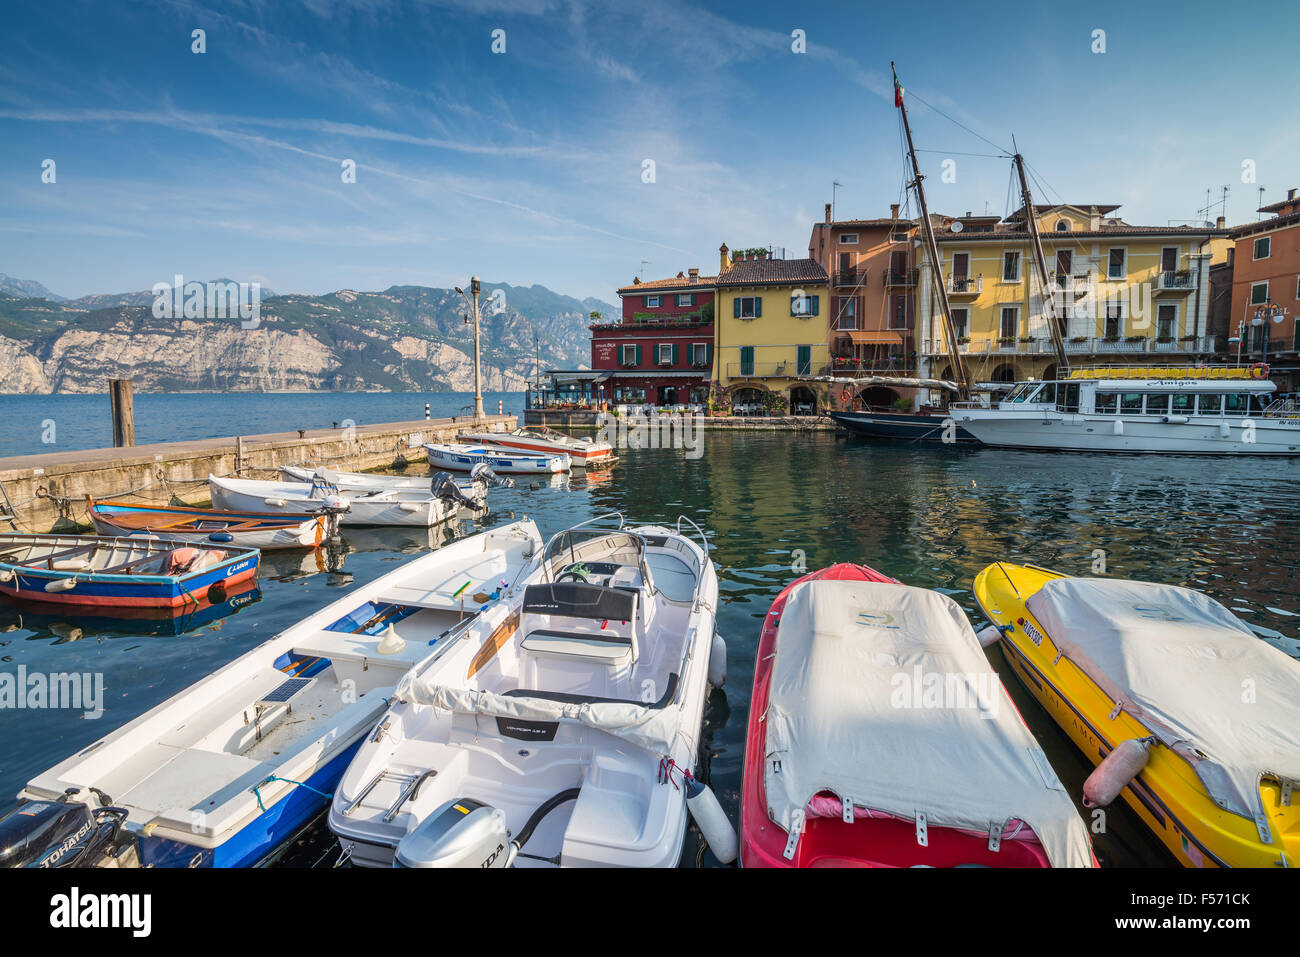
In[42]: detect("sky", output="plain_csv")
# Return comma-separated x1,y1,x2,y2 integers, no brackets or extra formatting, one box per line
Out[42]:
1,0,1297,302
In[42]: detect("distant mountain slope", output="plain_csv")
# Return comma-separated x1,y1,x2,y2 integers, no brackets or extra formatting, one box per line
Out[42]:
0,274,65,301
0,280,615,394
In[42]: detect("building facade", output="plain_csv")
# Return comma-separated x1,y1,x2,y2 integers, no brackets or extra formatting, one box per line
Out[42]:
1226,188,1300,391
807,203,919,406
713,244,830,413
916,204,1229,383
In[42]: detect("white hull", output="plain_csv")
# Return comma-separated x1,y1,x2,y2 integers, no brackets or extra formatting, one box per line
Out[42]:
425,443,569,474
957,411,1300,455
89,515,321,550
209,476,468,527
279,465,486,498
458,428,612,467
20,521,544,866
329,517,719,868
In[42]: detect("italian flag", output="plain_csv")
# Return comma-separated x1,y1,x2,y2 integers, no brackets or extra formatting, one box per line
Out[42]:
893,66,904,108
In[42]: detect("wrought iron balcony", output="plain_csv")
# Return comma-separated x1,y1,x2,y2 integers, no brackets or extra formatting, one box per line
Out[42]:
945,275,982,296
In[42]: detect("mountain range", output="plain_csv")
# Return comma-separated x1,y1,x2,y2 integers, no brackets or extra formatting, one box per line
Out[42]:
0,277,615,394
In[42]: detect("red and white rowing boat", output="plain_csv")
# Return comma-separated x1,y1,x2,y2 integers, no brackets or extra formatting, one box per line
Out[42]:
740,563,1096,868
456,427,613,467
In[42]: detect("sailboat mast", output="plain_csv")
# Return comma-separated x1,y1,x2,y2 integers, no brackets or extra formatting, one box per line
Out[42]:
892,62,971,399
1011,145,1069,373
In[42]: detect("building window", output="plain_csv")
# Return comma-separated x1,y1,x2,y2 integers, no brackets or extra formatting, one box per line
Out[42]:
836,296,857,330
1251,281,1269,305
676,293,694,307
890,230,908,243
1107,248,1126,280
735,296,760,319
1156,303,1177,340
1055,220,1069,231
691,343,711,367
797,345,812,376
791,292,819,316
1002,251,1021,282
620,344,640,366
839,233,859,245
892,296,906,328
1295,275,1300,300
739,345,754,377
1105,303,1124,338
657,343,674,365
1000,306,1018,339
1254,236,1271,260
951,307,968,338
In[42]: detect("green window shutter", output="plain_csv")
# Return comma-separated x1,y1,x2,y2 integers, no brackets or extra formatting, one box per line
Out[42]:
672,344,679,364
706,343,714,365
798,345,811,375
754,297,762,317
635,344,642,365
733,297,741,318
643,296,649,308
811,295,819,316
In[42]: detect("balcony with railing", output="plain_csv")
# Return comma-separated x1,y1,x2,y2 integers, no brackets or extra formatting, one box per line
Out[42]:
728,361,794,379
822,358,918,378
1050,273,1093,294
945,275,983,296
834,269,866,287
885,268,918,287
1064,335,1216,354
1154,270,1197,294
923,337,1056,356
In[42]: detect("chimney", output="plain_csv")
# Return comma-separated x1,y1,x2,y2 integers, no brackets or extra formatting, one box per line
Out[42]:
825,203,832,223
890,204,899,220
676,271,685,279
632,277,641,285
1216,215,1226,229
1289,188,1297,201
688,267,699,282
719,243,731,272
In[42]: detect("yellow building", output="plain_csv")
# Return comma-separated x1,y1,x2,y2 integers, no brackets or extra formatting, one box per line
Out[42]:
916,205,1230,383
713,243,831,412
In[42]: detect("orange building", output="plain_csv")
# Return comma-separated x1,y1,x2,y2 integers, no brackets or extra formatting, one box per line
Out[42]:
807,204,918,400
1227,188,1300,390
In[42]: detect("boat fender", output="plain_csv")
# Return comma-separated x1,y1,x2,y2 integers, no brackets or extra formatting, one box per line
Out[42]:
377,623,407,655
1161,414,1189,425
685,777,737,864
1219,422,1231,438
975,624,1004,648
1113,419,1124,436
1082,736,1156,808
264,498,287,507
207,532,235,543
0,570,12,583
708,631,727,688
45,577,78,593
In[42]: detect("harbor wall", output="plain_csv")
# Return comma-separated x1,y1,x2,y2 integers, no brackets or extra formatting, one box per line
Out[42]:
0,414,516,533
524,409,835,431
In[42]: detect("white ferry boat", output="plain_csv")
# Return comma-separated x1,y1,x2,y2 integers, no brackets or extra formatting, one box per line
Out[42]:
955,366,1300,455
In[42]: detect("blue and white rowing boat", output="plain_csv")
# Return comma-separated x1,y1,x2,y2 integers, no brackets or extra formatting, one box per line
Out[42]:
425,442,569,474
16,520,544,867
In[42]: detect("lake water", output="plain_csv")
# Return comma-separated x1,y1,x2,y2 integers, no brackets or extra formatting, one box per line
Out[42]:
1,428,1297,867
0,391,526,458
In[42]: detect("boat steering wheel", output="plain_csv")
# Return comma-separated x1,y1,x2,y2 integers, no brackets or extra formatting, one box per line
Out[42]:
557,567,589,584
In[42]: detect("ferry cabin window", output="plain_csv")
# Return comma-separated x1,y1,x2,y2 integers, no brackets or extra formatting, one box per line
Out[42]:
1007,383,1032,402
1146,394,1171,415
1120,393,1144,414
1197,394,1223,415
1035,382,1057,405
1224,394,1250,416
1094,392,1118,413
1055,383,1081,413
1171,393,1194,414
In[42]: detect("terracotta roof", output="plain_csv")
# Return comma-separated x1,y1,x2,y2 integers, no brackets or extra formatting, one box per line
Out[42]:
1005,203,1122,220
618,275,717,294
1229,209,1300,239
932,222,1227,242
717,258,828,287
816,219,916,229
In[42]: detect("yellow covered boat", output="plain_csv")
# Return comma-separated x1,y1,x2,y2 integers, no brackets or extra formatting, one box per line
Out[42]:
973,562,1300,868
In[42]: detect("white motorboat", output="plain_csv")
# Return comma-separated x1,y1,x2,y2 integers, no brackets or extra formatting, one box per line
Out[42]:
278,464,499,495
457,426,613,468
426,442,568,475
11,521,544,868
209,473,483,528
328,514,732,868
955,366,1300,455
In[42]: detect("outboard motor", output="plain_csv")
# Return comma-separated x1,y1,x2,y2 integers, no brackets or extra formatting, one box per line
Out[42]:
0,788,129,868
470,461,514,489
394,798,512,868
314,493,350,542
432,472,486,512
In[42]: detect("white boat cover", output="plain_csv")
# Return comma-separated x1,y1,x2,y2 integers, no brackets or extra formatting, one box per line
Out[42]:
764,580,1093,868
393,677,680,756
1026,577,1300,825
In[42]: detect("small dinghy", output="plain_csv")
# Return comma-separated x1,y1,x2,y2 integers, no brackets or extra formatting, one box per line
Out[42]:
89,498,324,550
10,521,544,868
741,563,1095,868
279,464,498,495
456,426,613,468
209,472,483,528
426,442,568,475
328,514,732,868
0,534,259,609
974,563,1300,868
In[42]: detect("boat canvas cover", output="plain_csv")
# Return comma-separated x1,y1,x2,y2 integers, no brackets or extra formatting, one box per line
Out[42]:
764,581,1093,868
1026,577,1300,824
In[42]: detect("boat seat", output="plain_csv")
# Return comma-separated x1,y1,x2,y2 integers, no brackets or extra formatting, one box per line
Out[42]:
503,672,679,709
523,581,635,621
520,629,633,665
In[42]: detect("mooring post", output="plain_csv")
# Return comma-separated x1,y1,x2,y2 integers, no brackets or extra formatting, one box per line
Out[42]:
425,402,430,420
110,378,135,447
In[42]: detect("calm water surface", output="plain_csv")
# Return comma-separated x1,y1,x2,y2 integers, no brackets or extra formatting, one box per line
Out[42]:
1,431,1297,867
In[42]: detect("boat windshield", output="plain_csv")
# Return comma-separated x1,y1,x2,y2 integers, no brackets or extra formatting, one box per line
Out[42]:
1006,384,1033,403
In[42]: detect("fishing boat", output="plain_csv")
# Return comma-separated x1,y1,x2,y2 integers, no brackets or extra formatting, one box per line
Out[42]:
973,563,1300,867
954,367,1300,455
8,520,544,868
279,463,500,494
328,514,735,868
0,534,259,609
209,473,482,528
88,499,324,550
456,426,613,467
426,442,568,475
741,563,1096,868
829,409,977,444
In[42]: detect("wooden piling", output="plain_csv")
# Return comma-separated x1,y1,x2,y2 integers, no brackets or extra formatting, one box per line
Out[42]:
110,379,135,447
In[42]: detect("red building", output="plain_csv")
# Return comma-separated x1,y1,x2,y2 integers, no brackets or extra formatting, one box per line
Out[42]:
594,268,716,405
1226,187,1300,391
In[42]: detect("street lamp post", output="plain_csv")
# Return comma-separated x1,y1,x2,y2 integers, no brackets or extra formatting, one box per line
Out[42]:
455,277,486,419
1252,299,1288,370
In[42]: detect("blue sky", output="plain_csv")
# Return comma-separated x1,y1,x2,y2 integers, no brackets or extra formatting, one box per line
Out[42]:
1,0,1296,302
